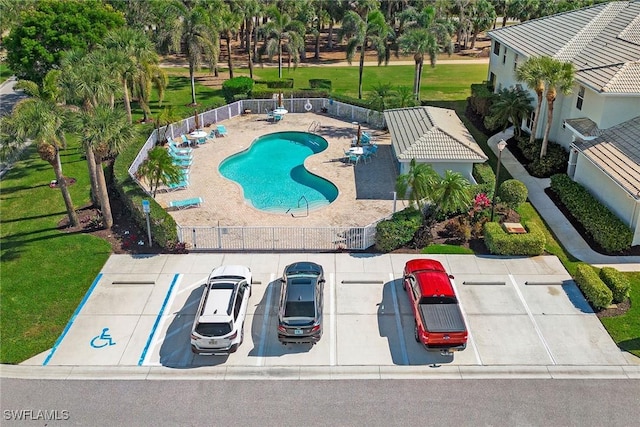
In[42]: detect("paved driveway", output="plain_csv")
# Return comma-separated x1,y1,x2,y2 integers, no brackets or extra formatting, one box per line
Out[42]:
32,254,632,372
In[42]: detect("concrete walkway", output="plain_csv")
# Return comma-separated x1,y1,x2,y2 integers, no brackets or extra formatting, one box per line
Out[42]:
487,129,640,270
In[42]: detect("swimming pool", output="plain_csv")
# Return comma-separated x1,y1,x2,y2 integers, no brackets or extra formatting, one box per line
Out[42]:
219,131,338,214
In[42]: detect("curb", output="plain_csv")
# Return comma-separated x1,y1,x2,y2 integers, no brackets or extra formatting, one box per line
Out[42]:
2,364,638,380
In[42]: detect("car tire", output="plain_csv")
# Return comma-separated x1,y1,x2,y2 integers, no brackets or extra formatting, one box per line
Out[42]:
402,280,406,290
229,343,239,353
414,322,420,343
240,328,244,345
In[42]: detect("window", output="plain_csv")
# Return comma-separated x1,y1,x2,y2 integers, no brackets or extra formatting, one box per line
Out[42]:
489,72,496,90
493,41,501,56
576,86,585,110
526,110,535,130
502,49,507,64
513,54,519,71
233,286,245,319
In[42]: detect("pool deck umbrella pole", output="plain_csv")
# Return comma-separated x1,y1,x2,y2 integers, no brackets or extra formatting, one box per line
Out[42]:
194,109,200,130
356,124,362,147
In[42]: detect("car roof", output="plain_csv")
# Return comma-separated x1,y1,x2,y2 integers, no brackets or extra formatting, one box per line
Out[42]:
200,288,234,321
284,261,323,276
285,277,316,302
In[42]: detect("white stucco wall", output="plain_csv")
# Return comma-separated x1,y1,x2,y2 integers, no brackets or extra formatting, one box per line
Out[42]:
574,155,638,239
398,161,477,184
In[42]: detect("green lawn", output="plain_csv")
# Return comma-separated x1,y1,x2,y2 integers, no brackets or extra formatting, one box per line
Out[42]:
1,63,637,363
0,139,111,363
0,63,12,84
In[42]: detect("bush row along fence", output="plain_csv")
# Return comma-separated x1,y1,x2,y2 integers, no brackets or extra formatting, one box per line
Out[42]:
128,98,388,250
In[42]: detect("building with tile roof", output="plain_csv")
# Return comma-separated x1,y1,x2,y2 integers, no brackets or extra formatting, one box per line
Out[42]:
383,106,487,179
487,0,640,245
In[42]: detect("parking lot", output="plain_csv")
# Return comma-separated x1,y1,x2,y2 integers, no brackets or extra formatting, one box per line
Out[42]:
37,253,630,371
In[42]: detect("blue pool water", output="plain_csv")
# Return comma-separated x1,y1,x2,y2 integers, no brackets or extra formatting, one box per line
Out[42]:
219,131,338,213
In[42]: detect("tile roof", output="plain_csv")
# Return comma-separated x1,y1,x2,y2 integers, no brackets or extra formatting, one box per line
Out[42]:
383,107,487,162
575,115,640,198
489,1,640,93
565,117,603,137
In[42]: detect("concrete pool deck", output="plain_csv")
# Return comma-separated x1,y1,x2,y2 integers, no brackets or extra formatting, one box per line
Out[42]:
154,112,399,227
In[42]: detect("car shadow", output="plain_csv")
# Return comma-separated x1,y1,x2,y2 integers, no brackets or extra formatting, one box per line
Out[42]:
158,284,229,368
378,279,454,366
248,279,314,357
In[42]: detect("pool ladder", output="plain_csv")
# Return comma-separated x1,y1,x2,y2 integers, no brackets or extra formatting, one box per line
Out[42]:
286,195,309,217
308,121,321,134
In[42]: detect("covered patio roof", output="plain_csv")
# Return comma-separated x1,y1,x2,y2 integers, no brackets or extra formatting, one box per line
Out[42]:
383,106,487,163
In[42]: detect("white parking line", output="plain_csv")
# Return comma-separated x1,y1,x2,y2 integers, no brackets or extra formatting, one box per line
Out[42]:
389,273,409,365
142,274,182,366
508,274,557,365
329,273,336,366
256,273,276,367
450,278,482,365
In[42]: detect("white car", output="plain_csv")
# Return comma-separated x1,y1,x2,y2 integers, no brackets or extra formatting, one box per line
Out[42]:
190,265,252,355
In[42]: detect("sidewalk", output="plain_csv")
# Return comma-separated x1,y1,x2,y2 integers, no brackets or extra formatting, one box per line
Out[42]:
487,129,640,270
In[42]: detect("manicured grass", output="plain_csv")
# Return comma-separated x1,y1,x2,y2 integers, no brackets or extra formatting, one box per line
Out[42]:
251,64,488,101
600,272,640,357
0,63,12,84
422,244,474,254
1,138,111,363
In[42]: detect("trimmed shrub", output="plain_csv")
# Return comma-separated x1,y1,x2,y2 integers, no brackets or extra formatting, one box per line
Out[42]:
599,267,630,303
375,208,422,252
309,79,332,89
222,76,254,103
467,83,495,116
574,264,613,310
250,88,329,100
516,137,569,177
472,163,496,198
498,179,528,209
550,174,633,253
483,221,545,256
264,78,294,88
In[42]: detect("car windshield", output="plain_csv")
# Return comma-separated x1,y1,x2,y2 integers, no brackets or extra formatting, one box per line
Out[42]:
195,322,232,337
284,301,315,318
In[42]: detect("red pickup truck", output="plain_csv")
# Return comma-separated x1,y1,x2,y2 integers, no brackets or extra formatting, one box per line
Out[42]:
403,259,468,354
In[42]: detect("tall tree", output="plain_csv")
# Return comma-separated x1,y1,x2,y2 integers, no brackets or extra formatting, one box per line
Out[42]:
238,0,262,79
102,28,164,124
469,0,496,49
262,6,306,79
540,57,575,158
515,56,546,144
397,6,453,101
339,8,390,99
218,4,243,79
70,106,135,229
4,0,124,83
432,170,472,217
2,95,79,227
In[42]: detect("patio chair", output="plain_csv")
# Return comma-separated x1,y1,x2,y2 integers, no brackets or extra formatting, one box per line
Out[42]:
205,129,216,143
367,144,378,157
168,196,203,210
216,124,228,137
348,154,360,165
360,151,372,164
168,142,193,156
265,109,275,122
180,134,191,146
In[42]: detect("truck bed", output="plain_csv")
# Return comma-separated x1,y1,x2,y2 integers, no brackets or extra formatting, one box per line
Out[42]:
419,303,466,333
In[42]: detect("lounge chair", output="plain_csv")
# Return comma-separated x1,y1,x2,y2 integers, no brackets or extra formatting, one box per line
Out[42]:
171,156,193,168
216,124,228,137
169,142,193,156
166,178,189,191
168,196,203,210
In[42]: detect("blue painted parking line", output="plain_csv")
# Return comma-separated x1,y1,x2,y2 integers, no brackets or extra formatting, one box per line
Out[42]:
43,273,103,366
138,274,180,366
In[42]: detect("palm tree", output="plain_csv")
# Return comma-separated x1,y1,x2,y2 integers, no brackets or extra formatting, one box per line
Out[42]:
71,106,135,229
366,82,394,111
262,6,306,79
391,85,417,108
136,147,183,197
432,170,472,216
218,5,243,79
515,56,546,144
339,9,390,99
237,0,261,79
3,97,79,226
102,28,164,124
488,87,534,136
469,0,496,49
397,6,453,101
540,57,575,158
395,159,440,212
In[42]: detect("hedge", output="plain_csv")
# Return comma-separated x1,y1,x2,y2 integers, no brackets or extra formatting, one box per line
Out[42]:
250,88,329,100
498,179,528,209
483,221,545,256
263,78,294,89
599,266,630,303
113,125,179,249
574,264,612,310
467,83,495,116
309,79,332,89
222,76,254,103
375,208,422,252
550,174,633,253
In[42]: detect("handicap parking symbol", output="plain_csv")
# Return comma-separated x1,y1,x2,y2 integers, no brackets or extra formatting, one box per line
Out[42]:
90,327,116,348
